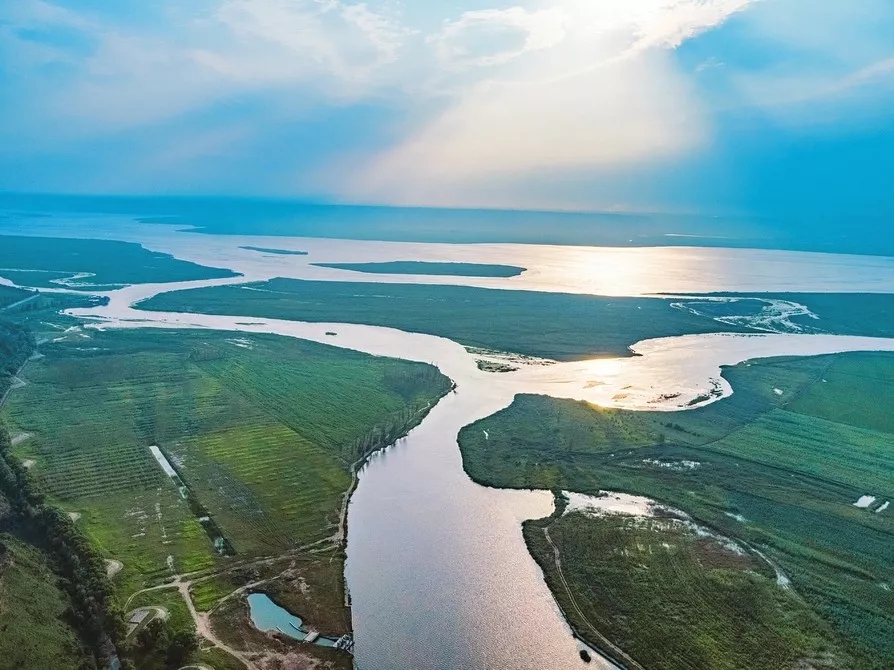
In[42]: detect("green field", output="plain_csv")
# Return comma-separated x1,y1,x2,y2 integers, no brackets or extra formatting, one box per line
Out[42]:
0,234,236,289
141,278,752,360
527,511,846,670
5,327,450,598
459,352,894,668
312,261,526,277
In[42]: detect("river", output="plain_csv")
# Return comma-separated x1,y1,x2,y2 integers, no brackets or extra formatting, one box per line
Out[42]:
7,221,894,669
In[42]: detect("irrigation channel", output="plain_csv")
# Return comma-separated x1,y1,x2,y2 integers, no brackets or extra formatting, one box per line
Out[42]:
6,223,894,669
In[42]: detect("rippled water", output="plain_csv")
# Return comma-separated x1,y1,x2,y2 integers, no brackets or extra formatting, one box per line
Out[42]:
7,222,894,669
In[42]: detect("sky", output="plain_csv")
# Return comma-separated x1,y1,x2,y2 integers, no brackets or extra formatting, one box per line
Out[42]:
1,0,893,217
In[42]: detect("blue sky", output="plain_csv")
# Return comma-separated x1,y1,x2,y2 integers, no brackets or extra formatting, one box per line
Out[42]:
1,0,892,216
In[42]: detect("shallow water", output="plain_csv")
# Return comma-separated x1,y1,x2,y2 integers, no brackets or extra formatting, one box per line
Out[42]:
7,223,894,669
3,217,894,296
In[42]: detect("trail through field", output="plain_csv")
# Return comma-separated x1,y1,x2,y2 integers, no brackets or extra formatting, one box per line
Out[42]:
106,560,123,579
10,432,32,446
543,525,645,670
0,292,39,312
177,580,257,670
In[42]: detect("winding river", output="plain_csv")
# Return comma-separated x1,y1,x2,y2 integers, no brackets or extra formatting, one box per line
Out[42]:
7,220,894,669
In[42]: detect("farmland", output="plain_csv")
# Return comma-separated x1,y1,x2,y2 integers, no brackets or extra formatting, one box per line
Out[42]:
312,261,526,277
140,278,752,360
459,351,894,669
0,234,236,289
4,326,450,606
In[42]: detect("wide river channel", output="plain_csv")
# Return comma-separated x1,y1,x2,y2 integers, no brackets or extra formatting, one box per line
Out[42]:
5,219,894,670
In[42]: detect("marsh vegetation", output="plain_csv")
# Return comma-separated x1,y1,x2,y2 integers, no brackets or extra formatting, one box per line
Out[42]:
460,352,894,669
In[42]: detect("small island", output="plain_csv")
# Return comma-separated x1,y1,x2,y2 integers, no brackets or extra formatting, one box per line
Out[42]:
240,246,309,256
311,261,525,278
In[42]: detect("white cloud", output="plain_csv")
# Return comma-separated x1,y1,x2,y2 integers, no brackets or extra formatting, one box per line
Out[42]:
208,0,411,90
351,0,756,205
5,0,891,208
429,7,567,69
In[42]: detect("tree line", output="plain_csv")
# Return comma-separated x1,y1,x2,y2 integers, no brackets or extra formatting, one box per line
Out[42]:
0,319,34,397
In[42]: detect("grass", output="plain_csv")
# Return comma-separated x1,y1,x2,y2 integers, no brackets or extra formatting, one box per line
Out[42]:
5,327,450,597
458,351,894,669
527,512,849,670
0,234,236,289
140,278,753,360
312,261,526,277
0,531,90,669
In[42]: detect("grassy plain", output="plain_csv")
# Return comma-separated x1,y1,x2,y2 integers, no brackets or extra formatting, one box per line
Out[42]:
141,278,750,360
528,511,848,670
312,261,526,277
0,234,236,289
5,327,450,599
459,352,894,669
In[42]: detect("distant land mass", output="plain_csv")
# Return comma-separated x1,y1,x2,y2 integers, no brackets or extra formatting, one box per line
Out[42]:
240,246,309,255
1,193,893,257
313,261,525,278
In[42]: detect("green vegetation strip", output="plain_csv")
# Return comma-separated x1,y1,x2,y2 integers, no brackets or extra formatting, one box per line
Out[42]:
312,261,526,277
0,234,236,289
459,352,894,669
141,278,751,360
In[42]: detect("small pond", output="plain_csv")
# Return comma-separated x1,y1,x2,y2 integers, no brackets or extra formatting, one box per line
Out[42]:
247,593,338,647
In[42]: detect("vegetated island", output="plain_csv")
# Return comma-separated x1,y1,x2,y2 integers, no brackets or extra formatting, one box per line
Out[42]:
312,261,525,278
138,278,754,360
0,289,450,669
458,351,894,670
240,246,309,256
0,234,237,290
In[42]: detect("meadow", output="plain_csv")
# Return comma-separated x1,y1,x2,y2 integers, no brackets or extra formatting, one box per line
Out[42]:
0,234,236,289
141,278,751,360
5,327,450,600
312,261,526,277
526,512,845,670
459,351,894,669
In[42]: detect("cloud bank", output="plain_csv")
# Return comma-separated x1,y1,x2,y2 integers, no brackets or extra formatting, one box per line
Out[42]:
0,0,892,212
